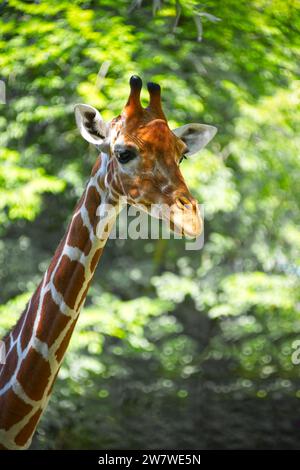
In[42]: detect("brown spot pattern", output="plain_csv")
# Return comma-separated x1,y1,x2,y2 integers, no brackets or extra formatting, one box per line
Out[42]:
15,408,43,447
0,346,18,386
53,255,85,309
20,282,42,351
0,389,33,430
17,348,51,401
36,291,70,347
67,213,92,255
91,248,102,273
11,317,22,342
45,232,68,285
55,320,77,363
91,157,101,176
77,281,91,311
86,186,101,233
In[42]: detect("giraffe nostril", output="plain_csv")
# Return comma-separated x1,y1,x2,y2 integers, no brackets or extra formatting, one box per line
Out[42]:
176,196,193,210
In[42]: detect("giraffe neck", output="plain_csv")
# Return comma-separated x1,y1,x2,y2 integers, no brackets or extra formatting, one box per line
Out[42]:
0,154,124,450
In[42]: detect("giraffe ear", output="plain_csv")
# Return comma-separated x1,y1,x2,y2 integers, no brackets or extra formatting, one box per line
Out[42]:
74,104,107,147
173,123,217,156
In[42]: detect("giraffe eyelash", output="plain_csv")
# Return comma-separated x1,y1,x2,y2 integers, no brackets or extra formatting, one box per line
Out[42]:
179,155,188,164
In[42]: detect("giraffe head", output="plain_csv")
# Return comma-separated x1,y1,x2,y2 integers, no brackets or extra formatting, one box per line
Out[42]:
75,76,217,237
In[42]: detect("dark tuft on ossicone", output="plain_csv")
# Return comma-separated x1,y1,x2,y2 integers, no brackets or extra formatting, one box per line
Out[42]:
129,75,143,90
147,82,161,93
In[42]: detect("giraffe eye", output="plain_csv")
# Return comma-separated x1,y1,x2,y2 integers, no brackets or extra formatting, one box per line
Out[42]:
179,154,187,164
116,149,137,164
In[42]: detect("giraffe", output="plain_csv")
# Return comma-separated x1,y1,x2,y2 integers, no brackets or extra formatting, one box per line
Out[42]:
0,75,217,450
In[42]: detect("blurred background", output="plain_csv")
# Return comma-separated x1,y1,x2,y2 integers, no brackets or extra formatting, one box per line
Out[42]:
0,0,300,449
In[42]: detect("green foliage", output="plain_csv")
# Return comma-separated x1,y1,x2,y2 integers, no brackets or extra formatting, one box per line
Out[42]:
0,0,300,449
0,148,65,224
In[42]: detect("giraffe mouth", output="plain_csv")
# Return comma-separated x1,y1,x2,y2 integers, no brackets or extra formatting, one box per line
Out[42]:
128,200,203,238
134,201,203,238
168,207,203,238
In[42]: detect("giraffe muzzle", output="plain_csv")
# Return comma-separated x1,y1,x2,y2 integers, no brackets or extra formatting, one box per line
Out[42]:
164,195,203,238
